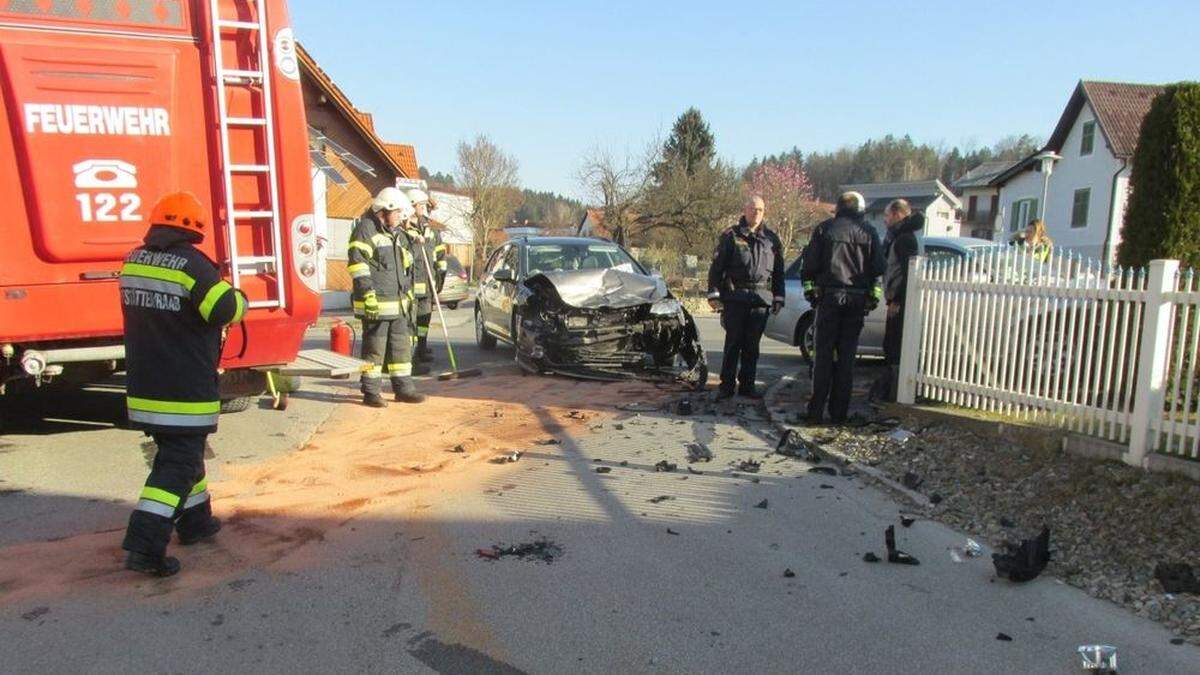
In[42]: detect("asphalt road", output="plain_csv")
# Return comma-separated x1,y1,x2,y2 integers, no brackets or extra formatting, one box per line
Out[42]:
1,299,1193,673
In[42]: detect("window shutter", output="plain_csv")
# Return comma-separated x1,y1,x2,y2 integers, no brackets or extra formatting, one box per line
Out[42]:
1030,199,1039,223
1011,202,1020,231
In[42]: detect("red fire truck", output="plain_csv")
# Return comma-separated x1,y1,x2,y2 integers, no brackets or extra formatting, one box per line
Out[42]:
0,0,329,404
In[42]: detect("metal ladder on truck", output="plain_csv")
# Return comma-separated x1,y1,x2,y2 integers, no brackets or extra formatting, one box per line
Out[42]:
209,0,286,310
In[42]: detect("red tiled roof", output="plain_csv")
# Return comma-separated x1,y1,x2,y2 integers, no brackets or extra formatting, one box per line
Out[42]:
1047,81,1165,159
297,42,414,178
383,143,419,179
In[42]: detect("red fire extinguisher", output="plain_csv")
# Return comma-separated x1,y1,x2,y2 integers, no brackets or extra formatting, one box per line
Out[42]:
330,319,353,356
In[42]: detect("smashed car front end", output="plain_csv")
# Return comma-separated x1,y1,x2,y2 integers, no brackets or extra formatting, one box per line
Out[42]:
516,270,708,389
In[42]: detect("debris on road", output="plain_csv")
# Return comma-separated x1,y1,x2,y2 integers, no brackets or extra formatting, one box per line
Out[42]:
950,539,983,563
666,528,680,536
676,399,693,416
885,525,920,566
996,632,1013,642
533,438,562,446
595,467,612,474
808,466,838,476
1077,644,1118,672
863,552,881,563
477,539,564,564
819,484,834,490
887,429,915,444
754,499,769,509
655,460,678,473
901,471,923,490
1154,562,1200,594
450,444,467,453
648,495,674,504
617,401,661,413
736,459,761,473
686,443,713,463
992,527,1050,583
491,451,522,464
900,516,916,528
687,466,703,475
783,569,796,578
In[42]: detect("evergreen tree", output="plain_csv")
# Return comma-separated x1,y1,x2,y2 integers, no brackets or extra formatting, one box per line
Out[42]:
655,107,716,178
1118,83,1200,268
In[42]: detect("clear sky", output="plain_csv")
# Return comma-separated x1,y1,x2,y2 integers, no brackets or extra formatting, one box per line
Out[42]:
291,1,1199,199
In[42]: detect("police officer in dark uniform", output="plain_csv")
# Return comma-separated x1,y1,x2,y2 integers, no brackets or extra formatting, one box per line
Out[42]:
801,191,885,424
707,195,785,400
119,191,247,577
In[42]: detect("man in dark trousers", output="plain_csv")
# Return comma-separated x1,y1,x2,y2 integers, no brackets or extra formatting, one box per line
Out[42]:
120,191,247,577
801,191,885,424
707,195,785,400
871,199,924,401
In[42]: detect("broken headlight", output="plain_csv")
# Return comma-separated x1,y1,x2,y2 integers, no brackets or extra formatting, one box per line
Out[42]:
565,316,590,329
649,298,683,316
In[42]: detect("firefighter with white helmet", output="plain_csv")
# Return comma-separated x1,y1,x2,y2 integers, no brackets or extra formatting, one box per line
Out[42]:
347,187,425,406
120,191,247,577
403,188,447,367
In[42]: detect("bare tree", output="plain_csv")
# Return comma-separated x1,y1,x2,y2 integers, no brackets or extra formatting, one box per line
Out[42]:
456,134,521,276
575,143,657,247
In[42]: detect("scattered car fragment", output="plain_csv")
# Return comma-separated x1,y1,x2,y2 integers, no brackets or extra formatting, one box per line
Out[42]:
993,527,1050,582
1077,644,1117,672
885,525,920,565
686,443,714,463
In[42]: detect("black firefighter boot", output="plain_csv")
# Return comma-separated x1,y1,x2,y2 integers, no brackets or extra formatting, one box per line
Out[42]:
363,392,387,408
178,517,222,546
415,337,434,363
126,551,182,577
394,377,426,404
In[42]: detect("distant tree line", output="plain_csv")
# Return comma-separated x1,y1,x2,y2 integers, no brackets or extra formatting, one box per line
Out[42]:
746,134,1042,203
512,190,586,228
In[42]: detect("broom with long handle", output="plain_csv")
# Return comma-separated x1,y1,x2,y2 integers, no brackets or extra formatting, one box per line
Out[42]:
418,242,483,380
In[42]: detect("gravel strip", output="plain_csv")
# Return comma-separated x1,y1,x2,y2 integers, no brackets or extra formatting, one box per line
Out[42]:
768,372,1200,644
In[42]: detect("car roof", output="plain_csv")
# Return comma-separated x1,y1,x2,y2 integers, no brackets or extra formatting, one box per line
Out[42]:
924,236,1001,251
509,236,619,247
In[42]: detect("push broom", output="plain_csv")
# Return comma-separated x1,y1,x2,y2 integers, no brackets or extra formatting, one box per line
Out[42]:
417,243,483,381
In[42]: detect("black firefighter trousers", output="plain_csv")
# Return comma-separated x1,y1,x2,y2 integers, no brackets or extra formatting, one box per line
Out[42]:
414,296,432,356
808,291,867,422
122,433,212,557
720,300,770,393
360,317,414,396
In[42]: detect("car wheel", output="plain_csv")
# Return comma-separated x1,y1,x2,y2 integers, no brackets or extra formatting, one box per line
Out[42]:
475,305,496,350
446,301,459,310
796,313,815,364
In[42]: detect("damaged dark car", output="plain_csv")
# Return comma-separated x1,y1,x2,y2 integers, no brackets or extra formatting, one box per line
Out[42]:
474,237,707,388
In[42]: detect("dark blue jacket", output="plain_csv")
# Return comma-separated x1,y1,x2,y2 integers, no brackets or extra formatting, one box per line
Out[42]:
707,218,786,306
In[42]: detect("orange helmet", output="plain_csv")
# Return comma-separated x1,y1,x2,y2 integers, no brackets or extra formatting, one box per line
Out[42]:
148,191,209,238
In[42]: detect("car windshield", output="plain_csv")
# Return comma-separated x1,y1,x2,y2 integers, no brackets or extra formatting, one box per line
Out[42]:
525,243,641,275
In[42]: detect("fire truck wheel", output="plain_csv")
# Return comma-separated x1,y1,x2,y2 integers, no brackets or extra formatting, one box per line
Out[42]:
219,396,254,414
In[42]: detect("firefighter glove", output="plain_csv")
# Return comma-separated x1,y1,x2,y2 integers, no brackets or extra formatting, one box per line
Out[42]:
802,282,818,305
865,285,883,314
363,291,380,320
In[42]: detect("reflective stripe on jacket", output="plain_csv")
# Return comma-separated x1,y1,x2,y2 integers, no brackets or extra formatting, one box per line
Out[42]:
120,227,246,434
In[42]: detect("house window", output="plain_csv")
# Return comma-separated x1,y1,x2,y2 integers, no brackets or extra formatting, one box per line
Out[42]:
1010,198,1039,232
967,196,978,222
1081,120,1096,156
1071,188,1091,228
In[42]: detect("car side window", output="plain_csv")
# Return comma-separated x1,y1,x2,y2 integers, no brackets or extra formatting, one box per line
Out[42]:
503,245,520,275
485,246,507,276
925,246,960,263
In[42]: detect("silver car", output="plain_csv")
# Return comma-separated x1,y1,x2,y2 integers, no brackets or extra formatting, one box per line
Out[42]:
438,254,469,309
764,236,1001,361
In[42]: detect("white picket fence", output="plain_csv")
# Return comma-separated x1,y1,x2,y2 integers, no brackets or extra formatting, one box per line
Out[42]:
896,248,1200,467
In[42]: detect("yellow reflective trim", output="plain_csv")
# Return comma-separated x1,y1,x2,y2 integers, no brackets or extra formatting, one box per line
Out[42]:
232,290,246,322
433,244,447,254
127,396,220,415
371,233,393,248
198,281,234,322
352,300,402,314
349,241,374,257
140,486,181,508
189,478,208,496
416,325,429,337
436,261,448,270
386,363,412,375
413,282,428,294
121,263,196,291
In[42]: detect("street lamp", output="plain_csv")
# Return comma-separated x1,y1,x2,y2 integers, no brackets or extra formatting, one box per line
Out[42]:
1035,150,1061,221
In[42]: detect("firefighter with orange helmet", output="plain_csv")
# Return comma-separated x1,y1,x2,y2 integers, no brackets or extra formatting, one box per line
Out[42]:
119,191,247,577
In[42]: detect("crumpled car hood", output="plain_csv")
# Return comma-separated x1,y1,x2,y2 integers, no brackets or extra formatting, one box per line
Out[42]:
523,268,669,309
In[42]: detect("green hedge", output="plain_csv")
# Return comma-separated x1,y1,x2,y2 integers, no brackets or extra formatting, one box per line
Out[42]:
1118,82,1200,269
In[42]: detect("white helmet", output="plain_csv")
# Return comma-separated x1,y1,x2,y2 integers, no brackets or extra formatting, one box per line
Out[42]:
839,190,867,214
405,188,429,206
371,187,414,219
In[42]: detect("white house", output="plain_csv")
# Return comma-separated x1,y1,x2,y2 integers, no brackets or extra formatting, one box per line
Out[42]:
991,80,1164,262
952,160,1016,240
429,188,475,267
840,180,963,237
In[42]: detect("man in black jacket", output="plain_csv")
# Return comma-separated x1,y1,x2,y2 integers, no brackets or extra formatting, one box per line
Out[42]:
120,192,247,577
707,195,786,399
800,191,885,424
872,200,924,401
